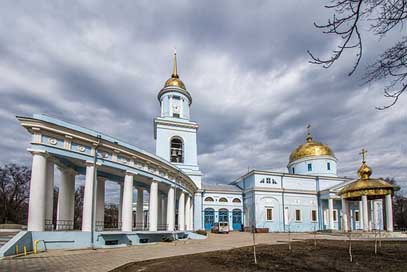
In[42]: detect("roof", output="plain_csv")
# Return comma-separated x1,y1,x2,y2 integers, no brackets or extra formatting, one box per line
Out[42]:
202,183,242,192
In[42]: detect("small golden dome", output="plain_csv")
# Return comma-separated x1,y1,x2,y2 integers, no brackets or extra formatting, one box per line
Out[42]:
164,77,186,90
338,149,397,200
289,126,335,163
358,162,372,180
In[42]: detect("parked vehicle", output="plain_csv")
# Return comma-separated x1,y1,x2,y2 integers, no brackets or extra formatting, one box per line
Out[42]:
211,222,229,234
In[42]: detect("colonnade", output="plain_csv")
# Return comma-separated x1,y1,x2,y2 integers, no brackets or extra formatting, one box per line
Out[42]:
27,151,194,232
339,195,393,232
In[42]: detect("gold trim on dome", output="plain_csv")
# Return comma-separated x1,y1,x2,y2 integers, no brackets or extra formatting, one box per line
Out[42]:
289,125,335,163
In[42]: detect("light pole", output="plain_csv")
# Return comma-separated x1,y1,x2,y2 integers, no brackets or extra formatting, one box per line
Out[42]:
91,135,101,249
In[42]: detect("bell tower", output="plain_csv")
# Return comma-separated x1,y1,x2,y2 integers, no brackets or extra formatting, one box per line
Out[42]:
154,52,202,188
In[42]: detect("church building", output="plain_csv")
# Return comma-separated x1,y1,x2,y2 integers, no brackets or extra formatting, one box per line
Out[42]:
16,53,397,244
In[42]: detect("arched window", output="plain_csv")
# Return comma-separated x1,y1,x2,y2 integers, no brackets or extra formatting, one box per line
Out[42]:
170,137,183,163
204,197,214,202
232,198,241,203
219,197,228,203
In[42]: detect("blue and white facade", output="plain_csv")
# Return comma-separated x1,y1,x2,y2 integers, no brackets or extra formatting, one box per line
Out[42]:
17,53,390,245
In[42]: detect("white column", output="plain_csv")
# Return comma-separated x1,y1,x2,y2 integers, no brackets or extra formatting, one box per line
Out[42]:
178,191,185,231
162,196,167,229
185,195,191,230
341,198,349,232
362,195,369,231
359,200,364,229
82,163,96,231
136,187,144,230
385,194,394,232
328,198,334,230
122,173,134,232
56,168,76,230
149,181,158,231
45,160,54,225
96,177,105,230
27,152,48,231
118,183,123,227
167,186,175,231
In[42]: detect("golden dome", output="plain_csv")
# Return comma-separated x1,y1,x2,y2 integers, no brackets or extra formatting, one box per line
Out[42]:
289,126,335,163
164,77,186,90
338,149,397,200
158,51,192,104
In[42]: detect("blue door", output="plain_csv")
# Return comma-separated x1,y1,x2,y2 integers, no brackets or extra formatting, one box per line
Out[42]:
232,209,242,231
204,209,215,230
219,209,229,223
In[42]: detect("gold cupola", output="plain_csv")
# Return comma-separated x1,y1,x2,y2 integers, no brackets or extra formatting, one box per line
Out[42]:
338,149,397,200
289,125,335,163
158,51,192,104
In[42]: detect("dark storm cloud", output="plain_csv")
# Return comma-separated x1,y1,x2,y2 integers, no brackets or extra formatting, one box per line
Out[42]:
0,0,405,200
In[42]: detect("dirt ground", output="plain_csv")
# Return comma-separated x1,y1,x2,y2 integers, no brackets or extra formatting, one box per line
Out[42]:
112,239,407,272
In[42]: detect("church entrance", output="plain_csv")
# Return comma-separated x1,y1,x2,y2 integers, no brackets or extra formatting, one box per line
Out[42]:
219,209,229,223
204,208,215,230
232,209,242,231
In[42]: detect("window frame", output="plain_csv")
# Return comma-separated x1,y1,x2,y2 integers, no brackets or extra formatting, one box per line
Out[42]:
170,137,184,163
218,197,228,203
311,210,317,222
327,162,331,171
354,210,360,222
307,163,312,172
295,209,302,222
204,197,214,202
266,208,273,221
333,209,338,222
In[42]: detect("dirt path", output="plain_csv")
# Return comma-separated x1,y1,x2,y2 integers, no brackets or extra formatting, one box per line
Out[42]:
113,240,407,272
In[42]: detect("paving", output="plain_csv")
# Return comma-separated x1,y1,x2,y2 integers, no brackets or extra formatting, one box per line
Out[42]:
0,232,367,272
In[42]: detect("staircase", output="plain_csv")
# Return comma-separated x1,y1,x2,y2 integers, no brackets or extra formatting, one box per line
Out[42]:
0,232,19,249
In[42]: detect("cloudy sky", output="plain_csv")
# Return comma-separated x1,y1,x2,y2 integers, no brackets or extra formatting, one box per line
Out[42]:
0,1,406,199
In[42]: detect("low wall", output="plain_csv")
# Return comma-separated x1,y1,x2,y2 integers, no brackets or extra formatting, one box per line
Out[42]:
0,231,32,257
0,230,206,257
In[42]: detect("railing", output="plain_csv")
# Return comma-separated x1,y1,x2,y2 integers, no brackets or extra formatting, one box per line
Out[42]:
133,223,150,231
104,221,122,231
44,220,74,231
157,224,168,231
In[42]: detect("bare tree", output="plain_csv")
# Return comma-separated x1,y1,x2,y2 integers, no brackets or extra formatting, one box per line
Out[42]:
308,0,407,109
0,164,30,225
74,185,85,229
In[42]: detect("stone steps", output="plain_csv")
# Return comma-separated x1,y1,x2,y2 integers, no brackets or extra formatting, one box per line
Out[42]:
0,232,19,248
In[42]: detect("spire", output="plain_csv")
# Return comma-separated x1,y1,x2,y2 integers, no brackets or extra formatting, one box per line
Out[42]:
172,48,179,78
306,124,312,142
